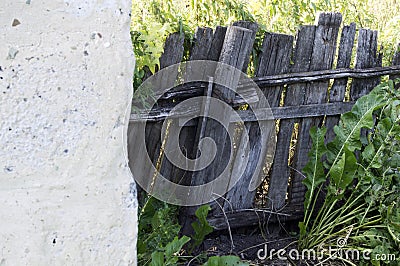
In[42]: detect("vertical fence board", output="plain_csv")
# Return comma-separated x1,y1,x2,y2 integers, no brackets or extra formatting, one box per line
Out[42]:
188,26,254,208
160,28,214,185
190,27,214,60
325,23,357,143
391,44,400,82
351,29,381,100
266,25,316,209
232,21,259,73
290,13,342,207
207,26,228,61
224,32,293,210
128,33,184,193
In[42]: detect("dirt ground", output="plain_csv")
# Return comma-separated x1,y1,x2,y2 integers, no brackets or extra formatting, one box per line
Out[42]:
191,223,301,265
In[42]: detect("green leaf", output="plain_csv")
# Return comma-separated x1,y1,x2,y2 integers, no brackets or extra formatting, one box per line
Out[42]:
150,251,165,266
165,236,190,261
330,146,358,197
326,89,386,170
203,256,250,266
302,127,327,210
191,205,214,248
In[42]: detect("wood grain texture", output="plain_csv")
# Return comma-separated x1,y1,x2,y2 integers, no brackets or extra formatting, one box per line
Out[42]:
160,27,214,186
289,13,342,207
130,101,355,123
207,204,304,231
224,32,293,211
325,23,356,143
232,21,259,73
351,29,381,100
181,26,255,233
128,33,184,194
266,25,316,209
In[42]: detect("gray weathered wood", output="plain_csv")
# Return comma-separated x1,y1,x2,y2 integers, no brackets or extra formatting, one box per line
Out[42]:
189,26,254,205
159,27,214,185
130,101,355,123
160,28,213,185
152,65,400,101
190,27,214,60
266,25,316,209
351,29,381,100
325,23,356,143
289,13,342,207
178,26,229,234
232,21,259,73
390,44,400,81
207,26,227,61
224,32,293,211
128,32,184,194
207,204,304,231
180,26,255,234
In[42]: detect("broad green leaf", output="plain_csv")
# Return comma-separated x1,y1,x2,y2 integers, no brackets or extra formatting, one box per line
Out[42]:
191,205,214,248
351,229,390,247
326,89,386,171
302,127,327,210
150,251,164,266
330,146,357,196
165,236,190,259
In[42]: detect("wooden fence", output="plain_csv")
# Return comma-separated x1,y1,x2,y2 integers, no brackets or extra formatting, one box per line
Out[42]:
128,12,400,231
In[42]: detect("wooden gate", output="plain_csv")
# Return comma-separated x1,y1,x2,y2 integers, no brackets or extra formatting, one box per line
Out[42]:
129,12,400,230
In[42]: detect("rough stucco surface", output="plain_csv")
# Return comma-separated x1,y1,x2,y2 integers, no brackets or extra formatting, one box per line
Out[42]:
0,0,137,265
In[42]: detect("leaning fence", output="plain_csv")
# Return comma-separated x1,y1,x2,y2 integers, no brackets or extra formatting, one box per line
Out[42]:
128,12,400,231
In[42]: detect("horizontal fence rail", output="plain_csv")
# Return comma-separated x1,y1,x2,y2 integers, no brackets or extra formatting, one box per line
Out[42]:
128,12,400,231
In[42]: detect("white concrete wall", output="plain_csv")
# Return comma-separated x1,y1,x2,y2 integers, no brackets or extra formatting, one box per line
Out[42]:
0,0,137,265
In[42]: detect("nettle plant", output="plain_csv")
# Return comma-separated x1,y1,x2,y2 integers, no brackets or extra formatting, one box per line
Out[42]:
299,80,400,265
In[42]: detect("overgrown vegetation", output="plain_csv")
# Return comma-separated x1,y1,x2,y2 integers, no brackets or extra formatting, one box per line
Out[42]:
299,80,400,265
138,196,250,265
131,0,400,91
132,1,400,265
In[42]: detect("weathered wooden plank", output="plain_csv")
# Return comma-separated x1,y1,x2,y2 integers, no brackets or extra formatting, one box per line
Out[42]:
151,82,259,106
257,32,294,106
159,27,214,185
190,27,214,60
159,33,185,69
180,26,255,233
232,21,259,73
224,32,293,211
189,25,254,191
207,26,227,61
390,44,400,82
130,101,355,123
325,23,356,143
289,13,342,207
266,25,316,210
151,65,400,101
128,33,184,194
178,26,229,234
207,205,304,231
351,29,381,100
252,65,400,87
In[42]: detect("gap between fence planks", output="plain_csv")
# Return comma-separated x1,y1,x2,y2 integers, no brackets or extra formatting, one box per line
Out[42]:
128,12,400,231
